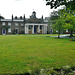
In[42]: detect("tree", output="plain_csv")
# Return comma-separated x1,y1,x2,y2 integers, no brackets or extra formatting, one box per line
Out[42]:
63,13,75,36
47,10,60,34
53,17,64,38
46,0,75,10
45,0,75,37
54,9,75,37
50,10,60,20
49,10,60,34
56,8,75,36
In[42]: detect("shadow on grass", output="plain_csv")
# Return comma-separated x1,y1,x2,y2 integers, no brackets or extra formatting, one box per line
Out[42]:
2,73,30,75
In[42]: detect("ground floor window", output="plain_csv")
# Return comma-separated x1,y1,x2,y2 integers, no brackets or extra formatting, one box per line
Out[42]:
8,28,11,33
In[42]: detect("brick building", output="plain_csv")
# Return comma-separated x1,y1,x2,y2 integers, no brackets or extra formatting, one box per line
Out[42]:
0,11,48,35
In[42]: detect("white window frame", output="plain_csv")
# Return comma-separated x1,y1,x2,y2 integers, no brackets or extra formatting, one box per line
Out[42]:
2,22,5,25
15,23,18,26
8,22,11,26
8,28,11,33
21,23,23,26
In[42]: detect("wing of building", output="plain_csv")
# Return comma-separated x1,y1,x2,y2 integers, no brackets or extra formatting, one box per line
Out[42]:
0,11,48,35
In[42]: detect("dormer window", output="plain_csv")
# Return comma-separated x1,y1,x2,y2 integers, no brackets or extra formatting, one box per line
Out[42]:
20,16,22,19
15,16,17,19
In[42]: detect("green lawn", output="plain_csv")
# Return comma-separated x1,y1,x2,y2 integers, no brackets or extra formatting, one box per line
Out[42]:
0,34,75,74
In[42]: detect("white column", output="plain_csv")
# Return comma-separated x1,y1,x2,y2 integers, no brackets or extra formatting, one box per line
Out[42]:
25,25,26,34
32,25,34,34
42,26,44,34
42,25,47,34
38,25,40,33
44,25,47,34
27,25,29,34
25,25,28,34
44,26,46,34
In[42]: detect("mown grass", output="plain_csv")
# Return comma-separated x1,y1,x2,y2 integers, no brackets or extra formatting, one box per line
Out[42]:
0,34,75,74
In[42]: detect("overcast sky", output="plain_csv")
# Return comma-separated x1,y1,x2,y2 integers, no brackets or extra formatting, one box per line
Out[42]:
0,0,54,19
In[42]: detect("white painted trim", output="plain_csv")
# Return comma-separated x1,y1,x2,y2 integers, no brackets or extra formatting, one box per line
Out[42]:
13,20,24,21
1,19,12,21
25,25,28,34
25,23,48,26
32,25,34,34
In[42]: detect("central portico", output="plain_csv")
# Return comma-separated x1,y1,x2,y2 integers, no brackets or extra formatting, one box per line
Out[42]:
25,23,47,34
25,11,48,34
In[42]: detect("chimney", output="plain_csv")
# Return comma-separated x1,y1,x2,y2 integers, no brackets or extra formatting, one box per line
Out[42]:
42,15,43,20
24,14,25,22
12,14,13,21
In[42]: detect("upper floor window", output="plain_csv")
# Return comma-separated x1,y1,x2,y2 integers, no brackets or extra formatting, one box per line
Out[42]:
2,22,5,25
15,23,18,26
21,23,23,26
8,22,11,26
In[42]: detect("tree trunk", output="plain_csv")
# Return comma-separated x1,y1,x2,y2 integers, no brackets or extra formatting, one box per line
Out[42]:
58,29,60,38
70,30,73,37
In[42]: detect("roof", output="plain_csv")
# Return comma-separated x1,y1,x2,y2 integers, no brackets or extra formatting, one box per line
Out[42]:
0,19,24,22
0,16,4,19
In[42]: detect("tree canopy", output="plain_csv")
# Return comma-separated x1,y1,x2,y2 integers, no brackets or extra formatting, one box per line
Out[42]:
46,0,75,37
46,0,75,10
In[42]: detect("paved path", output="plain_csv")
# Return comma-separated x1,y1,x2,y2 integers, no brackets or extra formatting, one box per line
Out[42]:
50,34,70,38
50,34,75,40
59,34,70,38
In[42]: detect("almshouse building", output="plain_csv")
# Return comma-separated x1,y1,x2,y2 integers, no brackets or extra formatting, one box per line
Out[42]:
0,11,48,35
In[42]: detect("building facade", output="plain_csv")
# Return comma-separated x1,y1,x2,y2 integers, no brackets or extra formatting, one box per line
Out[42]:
0,11,48,35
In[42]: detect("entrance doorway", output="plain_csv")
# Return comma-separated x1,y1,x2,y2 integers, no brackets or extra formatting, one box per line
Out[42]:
50,29,53,34
15,28,18,34
2,28,6,35
34,26,37,33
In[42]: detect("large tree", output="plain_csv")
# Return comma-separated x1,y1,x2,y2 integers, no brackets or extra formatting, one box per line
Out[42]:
63,12,75,36
52,10,64,38
55,9,75,36
53,18,64,38
46,0,75,37
46,0,75,10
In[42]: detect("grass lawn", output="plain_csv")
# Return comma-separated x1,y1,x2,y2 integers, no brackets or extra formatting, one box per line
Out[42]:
0,34,75,74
